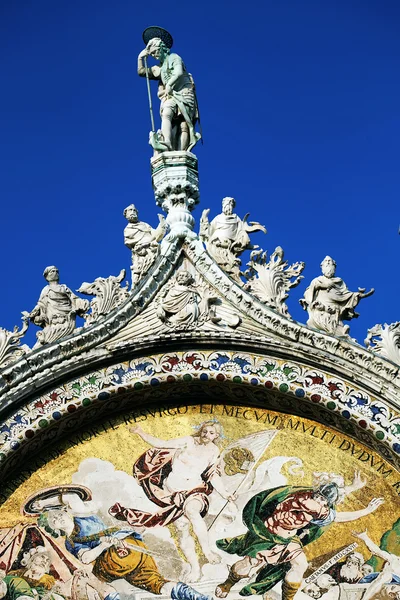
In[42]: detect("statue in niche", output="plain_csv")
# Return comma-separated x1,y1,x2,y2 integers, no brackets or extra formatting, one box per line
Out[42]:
156,270,216,328
300,256,374,338
29,266,89,348
200,197,267,283
138,27,201,152
124,204,166,286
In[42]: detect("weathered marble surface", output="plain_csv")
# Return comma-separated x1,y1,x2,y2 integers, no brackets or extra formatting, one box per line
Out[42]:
300,257,374,338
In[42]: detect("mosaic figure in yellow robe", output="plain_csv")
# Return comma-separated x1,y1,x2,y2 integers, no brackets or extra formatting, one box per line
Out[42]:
36,493,212,600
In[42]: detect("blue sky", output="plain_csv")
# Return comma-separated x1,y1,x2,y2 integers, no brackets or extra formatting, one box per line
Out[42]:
0,0,399,348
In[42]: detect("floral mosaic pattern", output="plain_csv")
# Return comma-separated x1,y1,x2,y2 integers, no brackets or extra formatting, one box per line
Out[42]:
1,350,400,470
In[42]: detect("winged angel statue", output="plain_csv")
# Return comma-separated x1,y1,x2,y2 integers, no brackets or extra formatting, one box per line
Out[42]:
107,421,303,582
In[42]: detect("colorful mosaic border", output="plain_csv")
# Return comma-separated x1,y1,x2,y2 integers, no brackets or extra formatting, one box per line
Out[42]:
1,350,399,477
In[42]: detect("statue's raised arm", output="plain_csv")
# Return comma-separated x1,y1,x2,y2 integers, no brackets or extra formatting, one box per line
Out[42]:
138,27,201,153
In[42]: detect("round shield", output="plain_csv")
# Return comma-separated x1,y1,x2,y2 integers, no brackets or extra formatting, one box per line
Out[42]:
22,484,92,516
142,26,173,49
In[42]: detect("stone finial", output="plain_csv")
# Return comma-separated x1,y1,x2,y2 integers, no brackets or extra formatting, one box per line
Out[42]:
29,266,89,348
0,313,30,370
300,256,374,338
365,322,400,365
200,197,267,283
77,269,130,326
244,247,304,317
123,204,166,286
138,27,201,153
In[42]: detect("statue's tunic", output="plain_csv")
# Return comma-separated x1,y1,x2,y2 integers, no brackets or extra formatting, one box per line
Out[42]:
209,213,250,251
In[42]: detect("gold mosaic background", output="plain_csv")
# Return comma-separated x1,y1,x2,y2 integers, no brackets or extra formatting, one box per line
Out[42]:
0,403,398,564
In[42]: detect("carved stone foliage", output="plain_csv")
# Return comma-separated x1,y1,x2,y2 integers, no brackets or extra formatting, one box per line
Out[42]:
365,322,400,365
300,256,374,338
243,246,304,316
124,204,166,287
77,269,130,327
200,197,267,283
0,314,30,370
28,266,89,349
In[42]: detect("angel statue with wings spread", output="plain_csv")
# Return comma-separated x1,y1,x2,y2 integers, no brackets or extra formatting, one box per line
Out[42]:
109,421,278,582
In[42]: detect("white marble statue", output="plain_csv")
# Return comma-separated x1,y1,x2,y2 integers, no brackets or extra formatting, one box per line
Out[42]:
138,29,201,152
300,256,374,338
123,204,166,286
156,270,216,328
29,266,89,348
200,197,267,282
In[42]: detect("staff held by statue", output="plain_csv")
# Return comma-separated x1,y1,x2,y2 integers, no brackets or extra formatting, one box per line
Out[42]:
138,26,201,153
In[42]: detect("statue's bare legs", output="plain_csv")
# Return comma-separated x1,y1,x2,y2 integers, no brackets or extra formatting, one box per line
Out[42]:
161,106,174,150
179,121,189,151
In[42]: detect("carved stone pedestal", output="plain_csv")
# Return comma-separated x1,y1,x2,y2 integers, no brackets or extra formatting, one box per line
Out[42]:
151,151,199,240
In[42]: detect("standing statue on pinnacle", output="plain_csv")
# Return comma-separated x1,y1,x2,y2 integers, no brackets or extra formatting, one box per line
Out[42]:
124,204,166,286
28,266,89,348
300,256,374,338
200,197,267,283
138,26,201,153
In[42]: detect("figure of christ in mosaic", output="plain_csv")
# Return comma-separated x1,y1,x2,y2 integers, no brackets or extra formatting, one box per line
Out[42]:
109,421,235,581
214,483,384,600
33,492,211,600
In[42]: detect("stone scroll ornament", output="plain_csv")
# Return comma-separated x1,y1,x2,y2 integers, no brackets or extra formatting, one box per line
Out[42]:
243,246,305,317
28,266,89,349
0,313,30,370
77,269,130,326
138,26,202,153
365,322,400,365
200,197,267,283
123,204,166,286
300,256,374,338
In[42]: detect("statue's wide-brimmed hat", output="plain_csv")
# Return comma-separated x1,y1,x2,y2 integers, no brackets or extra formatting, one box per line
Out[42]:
22,484,92,516
142,26,173,49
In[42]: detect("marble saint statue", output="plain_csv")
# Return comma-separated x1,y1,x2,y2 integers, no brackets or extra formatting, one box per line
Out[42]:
300,256,374,338
157,271,215,328
29,266,89,348
123,204,166,286
200,197,267,282
138,28,201,152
